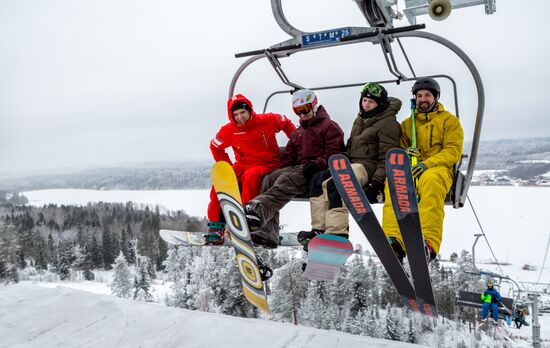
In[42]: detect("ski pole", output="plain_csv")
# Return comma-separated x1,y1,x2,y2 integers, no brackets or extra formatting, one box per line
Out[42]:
409,98,420,190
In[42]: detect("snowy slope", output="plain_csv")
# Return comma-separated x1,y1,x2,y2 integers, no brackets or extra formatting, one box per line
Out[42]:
0,283,422,348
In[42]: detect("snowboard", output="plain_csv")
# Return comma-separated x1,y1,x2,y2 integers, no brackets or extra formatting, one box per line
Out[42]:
385,148,437,317
159,229,301,247
328,154,421,313
212,161,269,314
303,234,353,281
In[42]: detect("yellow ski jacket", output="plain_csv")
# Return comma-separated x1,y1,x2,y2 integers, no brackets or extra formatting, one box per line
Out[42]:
400,102,464,173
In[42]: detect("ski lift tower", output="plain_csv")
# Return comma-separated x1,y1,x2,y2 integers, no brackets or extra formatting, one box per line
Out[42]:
229,0,497,208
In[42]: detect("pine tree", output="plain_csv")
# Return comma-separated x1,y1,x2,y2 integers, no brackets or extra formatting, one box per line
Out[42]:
162,246,180,283
71,244,86,280
102,227,115,270
47,233,56,268
270,260,308,323
133,255,154,302
343,255,370,316
186,249,219,312
407,318,418,343
56,241,72,280
384,305,402,341
90,233,103,268
364,307,380,338
111,251,133,298
82,250,95,281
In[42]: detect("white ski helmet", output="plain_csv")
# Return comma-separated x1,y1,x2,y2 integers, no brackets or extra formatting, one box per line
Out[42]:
291,89,318,112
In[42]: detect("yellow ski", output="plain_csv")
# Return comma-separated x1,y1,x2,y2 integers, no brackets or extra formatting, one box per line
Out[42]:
211,161,270,314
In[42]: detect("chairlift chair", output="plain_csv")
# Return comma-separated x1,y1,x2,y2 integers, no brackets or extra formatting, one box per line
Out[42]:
229,0,495,208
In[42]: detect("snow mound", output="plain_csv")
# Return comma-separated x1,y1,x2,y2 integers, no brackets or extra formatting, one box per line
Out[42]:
0,283,422,348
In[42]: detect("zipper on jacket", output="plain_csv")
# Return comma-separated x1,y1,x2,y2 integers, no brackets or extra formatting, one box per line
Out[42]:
261,130,268,146
429,124,434,147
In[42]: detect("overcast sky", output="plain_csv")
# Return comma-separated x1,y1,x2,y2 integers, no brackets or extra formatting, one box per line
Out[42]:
1,0,549,176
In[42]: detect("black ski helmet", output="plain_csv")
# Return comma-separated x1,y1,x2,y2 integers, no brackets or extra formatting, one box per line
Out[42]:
411,78,440,98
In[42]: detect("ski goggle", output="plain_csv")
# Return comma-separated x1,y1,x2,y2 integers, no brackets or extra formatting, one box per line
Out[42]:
361,82,382,97
293,104,312,116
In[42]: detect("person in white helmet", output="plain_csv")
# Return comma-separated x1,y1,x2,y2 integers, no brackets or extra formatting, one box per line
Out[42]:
244,89,345,248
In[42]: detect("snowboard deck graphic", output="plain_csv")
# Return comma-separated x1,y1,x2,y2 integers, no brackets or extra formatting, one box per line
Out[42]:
212,161,269,314
159,229,301,247
303,234,353,281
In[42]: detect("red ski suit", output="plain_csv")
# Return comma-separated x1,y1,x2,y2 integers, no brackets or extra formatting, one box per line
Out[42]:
208,94,296,222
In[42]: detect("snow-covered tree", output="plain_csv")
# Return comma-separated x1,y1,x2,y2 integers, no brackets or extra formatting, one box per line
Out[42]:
384,305,402,341
133,255,154,302
270,260,307,323
406,318,418,343
56,241,72,280
186,249,219,312
111,251,133,298
364,307,380,338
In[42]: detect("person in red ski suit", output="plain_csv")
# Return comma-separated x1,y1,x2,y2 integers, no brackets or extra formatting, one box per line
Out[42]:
206,94,296,244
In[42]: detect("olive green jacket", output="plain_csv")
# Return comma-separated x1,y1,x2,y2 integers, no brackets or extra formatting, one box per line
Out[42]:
346,97,401,184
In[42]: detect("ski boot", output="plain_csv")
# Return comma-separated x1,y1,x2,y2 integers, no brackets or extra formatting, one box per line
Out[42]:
424,240,437,264
204,222,225,245
388,237,406,264
256,256,273,281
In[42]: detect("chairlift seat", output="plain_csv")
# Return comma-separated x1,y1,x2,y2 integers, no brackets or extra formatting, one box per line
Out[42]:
457,290,514,316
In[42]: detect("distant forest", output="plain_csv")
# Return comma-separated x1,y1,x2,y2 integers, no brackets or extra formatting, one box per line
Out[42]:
0,200,207,282
1,137,550,192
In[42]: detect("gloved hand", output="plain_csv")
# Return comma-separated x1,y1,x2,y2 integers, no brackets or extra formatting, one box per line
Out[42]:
302,161,318,180
406,146,420,158
411,163,427,180
364,181,384,204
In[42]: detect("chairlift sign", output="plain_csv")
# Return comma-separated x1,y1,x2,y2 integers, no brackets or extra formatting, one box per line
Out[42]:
302,28,352,47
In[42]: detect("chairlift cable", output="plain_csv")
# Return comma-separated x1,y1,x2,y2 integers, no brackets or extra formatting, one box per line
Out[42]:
466,195,505,276
536,233,550,283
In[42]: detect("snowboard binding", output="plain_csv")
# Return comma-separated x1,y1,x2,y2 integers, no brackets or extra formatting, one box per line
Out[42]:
256,256,273,281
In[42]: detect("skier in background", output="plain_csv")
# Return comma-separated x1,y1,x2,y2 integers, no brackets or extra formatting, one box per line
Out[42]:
514,306,528,328
481,279,503,322
297,82,401,250
382,78,464,263
206,94,295,244
244,89,345,248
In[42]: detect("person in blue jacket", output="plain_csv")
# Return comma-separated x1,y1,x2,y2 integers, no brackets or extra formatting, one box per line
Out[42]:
481,279,503,321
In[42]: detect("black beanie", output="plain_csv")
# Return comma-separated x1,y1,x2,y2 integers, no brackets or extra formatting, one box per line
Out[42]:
359,83,389,118
360,84,388,108
231,101,251,113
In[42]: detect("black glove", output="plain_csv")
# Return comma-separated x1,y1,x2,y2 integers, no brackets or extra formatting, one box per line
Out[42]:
364,181,384,204
302,161,318,180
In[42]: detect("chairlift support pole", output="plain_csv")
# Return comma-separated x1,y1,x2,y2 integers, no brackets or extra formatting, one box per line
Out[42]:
529,293,541,348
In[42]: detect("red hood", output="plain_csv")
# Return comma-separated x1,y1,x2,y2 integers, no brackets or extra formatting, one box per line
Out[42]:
227,94,257,126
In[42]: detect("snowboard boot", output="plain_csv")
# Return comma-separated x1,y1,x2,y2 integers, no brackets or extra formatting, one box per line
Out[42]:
205,221,225,245
250,230,279,249
243,202,262,232
424,240,437,264
388,237,406,264
297,228,324,252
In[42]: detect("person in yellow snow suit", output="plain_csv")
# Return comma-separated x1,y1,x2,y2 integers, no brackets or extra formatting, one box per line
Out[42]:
383,78,464,263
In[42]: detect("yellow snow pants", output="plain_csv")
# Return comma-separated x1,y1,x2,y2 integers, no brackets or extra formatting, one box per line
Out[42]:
382,166,454,255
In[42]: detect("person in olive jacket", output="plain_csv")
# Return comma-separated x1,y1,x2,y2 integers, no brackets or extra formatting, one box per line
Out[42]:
297,82,401,250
